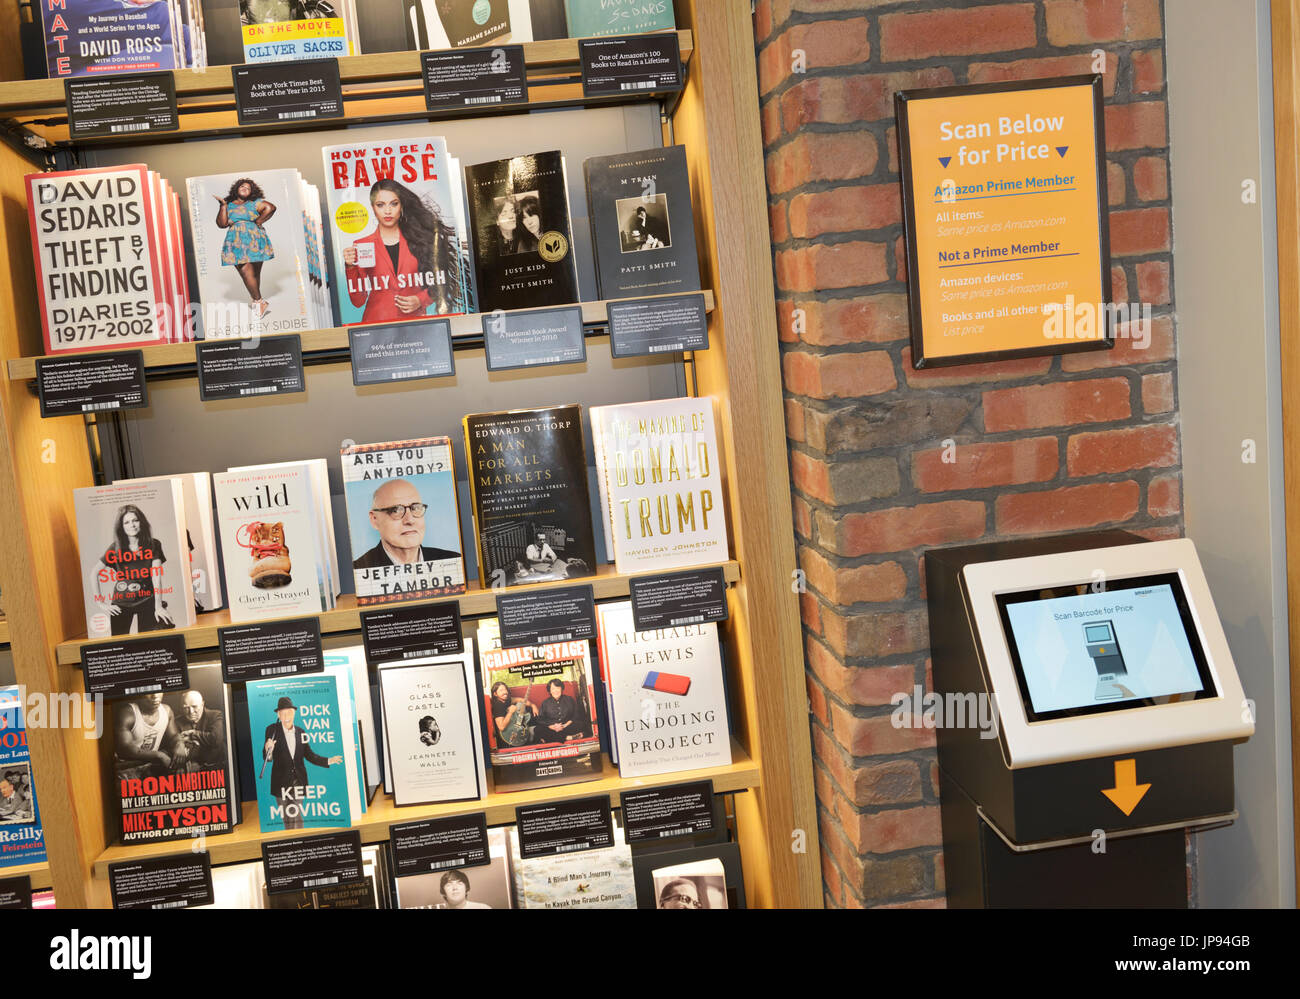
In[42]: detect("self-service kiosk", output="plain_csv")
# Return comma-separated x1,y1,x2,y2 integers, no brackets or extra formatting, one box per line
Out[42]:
925,531,1253,907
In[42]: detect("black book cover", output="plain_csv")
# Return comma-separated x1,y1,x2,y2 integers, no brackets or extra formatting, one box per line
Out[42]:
584,145,700,299
463,404,596,588
465,151,580,312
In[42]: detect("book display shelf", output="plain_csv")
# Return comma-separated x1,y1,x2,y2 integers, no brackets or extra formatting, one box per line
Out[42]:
0,1,820,909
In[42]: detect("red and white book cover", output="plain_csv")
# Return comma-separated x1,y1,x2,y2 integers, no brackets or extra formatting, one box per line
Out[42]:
27,164,169,354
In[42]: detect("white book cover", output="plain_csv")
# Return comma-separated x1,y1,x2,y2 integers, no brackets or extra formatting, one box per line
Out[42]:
213,464,329,622
323,660,366,821
596,600,731,779
590,397,728,573
120,473,221,613
187,170,313,340
378,649,484,806
325,645,380,798
73,479,195,639
510,825,636,910
651,857,728,909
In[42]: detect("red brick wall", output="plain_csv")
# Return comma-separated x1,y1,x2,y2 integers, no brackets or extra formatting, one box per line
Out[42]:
754,0,1178,908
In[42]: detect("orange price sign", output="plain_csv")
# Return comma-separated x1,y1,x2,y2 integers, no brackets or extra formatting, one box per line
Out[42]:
896,76,1112,367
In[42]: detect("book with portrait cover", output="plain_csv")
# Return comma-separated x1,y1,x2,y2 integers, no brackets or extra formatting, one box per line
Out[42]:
584,145,699,299
563,0,674,37
322,136,469,326
341,437,467,606
463,404,596,588
509,825,635,909
241,0,358,63
378,647,485,806
464,151,579,313
246,673,354,833
395,827,514,909
121,472,222,615
595,600,731,779
37,0,186,78
111,662,238,845
73,479,196,640
0,687,46,869
187,170,316,340
213,461,335,623
477,618,601,790
27,165,178,354
589,396,727,573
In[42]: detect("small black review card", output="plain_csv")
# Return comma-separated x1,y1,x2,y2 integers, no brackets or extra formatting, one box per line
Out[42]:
233,58,344,126
516,796,615,859
218,618,323,684
422,45,527,113
629,567,730,632
389,813,490,877
579,33,682,98
66,72,178,140
37,351,148,419
608,293,709,358
496,584,596,648
262,830,364,895
108,853,215,910
349,319,455,386
360,601,463,665
197,336,305,402
81,634,190,699
0,876,32,910
620,780,717,843
482,306,586,371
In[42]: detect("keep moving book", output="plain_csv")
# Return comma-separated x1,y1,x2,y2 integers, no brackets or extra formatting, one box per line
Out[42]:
395,826,514,908
111,661,239,845
0,688,46,869
241,0,359,62
477,618,601,790
564,0,675,37
322,136,470,326
213,459,339,623
464,150,579,313
73,478,197,640
584,145,699,299
463,404,596,588
246,672,358,833
590,396,728,572
341,437,467,606
595,601,730,778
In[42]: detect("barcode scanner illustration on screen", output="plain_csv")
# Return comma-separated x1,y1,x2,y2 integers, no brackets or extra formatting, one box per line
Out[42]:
1084,620,1129,700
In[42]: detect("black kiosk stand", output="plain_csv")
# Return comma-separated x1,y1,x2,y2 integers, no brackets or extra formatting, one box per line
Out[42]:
925,531,1253,908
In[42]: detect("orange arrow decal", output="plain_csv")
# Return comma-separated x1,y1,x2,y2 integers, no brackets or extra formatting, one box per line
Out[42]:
1101,758,1151,816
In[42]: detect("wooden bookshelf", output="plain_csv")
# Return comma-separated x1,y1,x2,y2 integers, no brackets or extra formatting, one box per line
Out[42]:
0,0,821,909
2,859,53,891
55,560,741,667
6,291,715,381
0,614,8,645
91,740,757,877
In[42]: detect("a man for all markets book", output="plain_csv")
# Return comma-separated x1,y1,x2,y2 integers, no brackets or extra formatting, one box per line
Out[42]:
122,472,223,615
213,460,339,623
463,404,596,588
110,661,239,845
563,0,675,37
187,169,327,339
584,145,699,299
322,135,469,325
246,672,355,833
341,437,467,606
0,687,46,869
36,0,194,78
464,150,580,313
73,478,196,640
478,618,602,790
590,395,727,571
595,600,731,779
241,0,359,62
28,165,194,353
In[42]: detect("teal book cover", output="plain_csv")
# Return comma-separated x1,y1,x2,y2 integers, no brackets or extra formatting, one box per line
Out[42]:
0,687,46,869
564,0,675,38
247,674,352,833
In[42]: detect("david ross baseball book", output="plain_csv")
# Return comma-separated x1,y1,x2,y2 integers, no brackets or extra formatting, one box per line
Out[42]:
247,673,354,834
341,437,467,606
584,145,699,299
36,0,188,78
111,662,239,845
464,150,579,313
463,404,596,589
0,687,47,869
